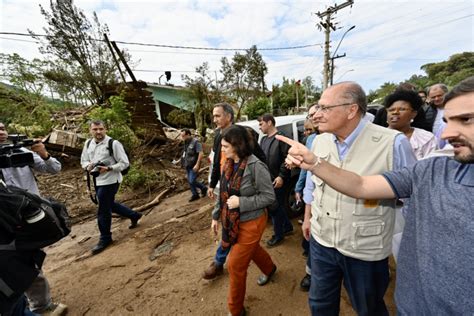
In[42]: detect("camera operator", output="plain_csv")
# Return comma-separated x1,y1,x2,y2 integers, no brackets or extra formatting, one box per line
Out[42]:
80,120,142,255
0,122,66,315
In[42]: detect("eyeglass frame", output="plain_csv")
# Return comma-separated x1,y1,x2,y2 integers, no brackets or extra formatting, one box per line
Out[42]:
307,102,354,117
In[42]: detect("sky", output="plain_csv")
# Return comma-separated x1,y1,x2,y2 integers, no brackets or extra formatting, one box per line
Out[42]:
0,0,473,92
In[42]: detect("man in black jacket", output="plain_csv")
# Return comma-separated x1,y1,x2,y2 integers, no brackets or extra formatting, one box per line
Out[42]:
258,114,294,247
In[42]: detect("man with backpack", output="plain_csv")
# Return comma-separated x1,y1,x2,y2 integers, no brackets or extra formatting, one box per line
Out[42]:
80,120,142,255
0,121,67,315
180,128,207,202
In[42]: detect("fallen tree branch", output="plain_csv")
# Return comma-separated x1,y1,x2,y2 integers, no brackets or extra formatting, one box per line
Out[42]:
133,187,171,213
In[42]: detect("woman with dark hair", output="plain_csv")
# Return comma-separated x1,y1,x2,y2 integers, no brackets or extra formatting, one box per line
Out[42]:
384,89,437,160
211,125,276,316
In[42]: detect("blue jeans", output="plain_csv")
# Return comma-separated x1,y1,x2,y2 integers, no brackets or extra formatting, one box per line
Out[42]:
186,167,207,197
309,237,389,316
7,295,35,316
214,241,230,266
269,186,293,240
96,182,141,242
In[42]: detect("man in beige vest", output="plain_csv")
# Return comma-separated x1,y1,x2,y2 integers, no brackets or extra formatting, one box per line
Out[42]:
299,82,416,315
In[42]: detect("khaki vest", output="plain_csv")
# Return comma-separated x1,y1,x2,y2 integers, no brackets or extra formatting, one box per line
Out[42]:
311,123,400,261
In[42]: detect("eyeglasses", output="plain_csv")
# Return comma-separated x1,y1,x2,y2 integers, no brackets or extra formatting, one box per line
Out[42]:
305,128,314,132
386,107,413,114
310,102,353,115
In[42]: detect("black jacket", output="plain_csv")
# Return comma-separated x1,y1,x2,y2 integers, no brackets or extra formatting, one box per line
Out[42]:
259,131,290,181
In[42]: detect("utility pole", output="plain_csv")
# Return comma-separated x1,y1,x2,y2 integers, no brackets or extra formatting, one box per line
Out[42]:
330,53,346,85
316,0,354,90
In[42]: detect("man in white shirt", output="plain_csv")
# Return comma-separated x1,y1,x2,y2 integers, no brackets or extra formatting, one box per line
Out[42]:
81,120,142,255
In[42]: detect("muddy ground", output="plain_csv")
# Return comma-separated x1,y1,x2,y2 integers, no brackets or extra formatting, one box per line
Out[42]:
36,158,397,316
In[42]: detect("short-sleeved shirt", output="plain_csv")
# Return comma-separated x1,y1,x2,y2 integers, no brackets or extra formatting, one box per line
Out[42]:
382,157,474,315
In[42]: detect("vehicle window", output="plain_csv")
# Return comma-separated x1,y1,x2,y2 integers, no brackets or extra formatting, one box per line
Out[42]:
296,120,306,144
277,123,293,139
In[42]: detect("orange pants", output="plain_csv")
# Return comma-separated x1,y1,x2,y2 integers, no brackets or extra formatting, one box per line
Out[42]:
227,213,275,316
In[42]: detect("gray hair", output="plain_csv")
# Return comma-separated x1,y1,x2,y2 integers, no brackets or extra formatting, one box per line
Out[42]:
214,102,234,122
428,83,449,94
334,81,367,115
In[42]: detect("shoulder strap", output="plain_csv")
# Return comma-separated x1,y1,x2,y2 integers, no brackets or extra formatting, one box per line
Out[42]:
108,138,114,157
86,139,92,149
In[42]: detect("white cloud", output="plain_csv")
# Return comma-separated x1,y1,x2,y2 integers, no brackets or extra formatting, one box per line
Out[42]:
0,0,472,91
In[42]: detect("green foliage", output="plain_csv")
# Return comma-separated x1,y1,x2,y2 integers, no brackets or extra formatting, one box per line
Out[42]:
121,160,160,190
167,108,195,127
367,82,397,104
85,95,139,150
272,77,297,114
0,84,74,137
369,52,474,102
182,62,222,136
421,52,474,87
220,45,267,118
243,97,271,120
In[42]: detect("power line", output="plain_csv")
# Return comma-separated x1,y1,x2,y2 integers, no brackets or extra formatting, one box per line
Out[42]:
0,32,322,51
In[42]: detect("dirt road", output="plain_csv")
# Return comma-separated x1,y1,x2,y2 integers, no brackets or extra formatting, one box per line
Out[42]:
43,190,396,315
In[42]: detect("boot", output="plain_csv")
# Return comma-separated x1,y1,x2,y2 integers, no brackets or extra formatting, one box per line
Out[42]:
202,262,223,280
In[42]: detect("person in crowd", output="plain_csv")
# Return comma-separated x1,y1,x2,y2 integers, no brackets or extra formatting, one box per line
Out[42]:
384,89,437,159
418,89,428,104
277,75,474,315
303,119,317,142
427,83,449,142
258,114,294,247
80,120,142,255
294,105,318,291
202,103,266,280
180,128,207,202
0,122,67,315
290,82,416,315
212,125,276,316
202,103,234,280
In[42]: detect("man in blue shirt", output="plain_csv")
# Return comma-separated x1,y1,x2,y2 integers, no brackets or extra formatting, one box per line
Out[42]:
277,76,474,314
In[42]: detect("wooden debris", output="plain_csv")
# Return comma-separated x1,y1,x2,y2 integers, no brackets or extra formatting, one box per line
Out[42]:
133,188,171,213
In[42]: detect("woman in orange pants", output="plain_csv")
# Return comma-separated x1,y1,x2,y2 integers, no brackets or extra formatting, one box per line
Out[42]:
212,125,277,316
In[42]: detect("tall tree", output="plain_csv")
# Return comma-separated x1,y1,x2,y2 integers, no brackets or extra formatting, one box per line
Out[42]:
30,0,128,105
220,45,267,119
0,53,48,96
182,62,222,137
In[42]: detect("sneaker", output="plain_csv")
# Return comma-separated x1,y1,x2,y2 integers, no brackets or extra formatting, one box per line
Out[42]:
266,235,284,248
39,302,68,316
202,262,224,280
201,187,208,197
300,274,311,291
129,213,143,229
189,195,200,202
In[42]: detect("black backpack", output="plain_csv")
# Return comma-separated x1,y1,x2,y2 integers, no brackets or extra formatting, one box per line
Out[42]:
86,138,130,175
0,184,71,250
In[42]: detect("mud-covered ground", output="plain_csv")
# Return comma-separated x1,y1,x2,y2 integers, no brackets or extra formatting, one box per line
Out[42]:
34,144,396,315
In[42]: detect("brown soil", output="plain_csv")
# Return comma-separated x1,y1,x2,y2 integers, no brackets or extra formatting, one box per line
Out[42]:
37,161,397,316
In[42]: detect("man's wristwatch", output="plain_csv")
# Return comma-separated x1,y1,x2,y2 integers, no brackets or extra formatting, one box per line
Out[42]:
107,166,113,171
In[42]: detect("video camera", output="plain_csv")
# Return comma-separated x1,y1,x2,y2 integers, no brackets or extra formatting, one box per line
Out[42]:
0,134,36,168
